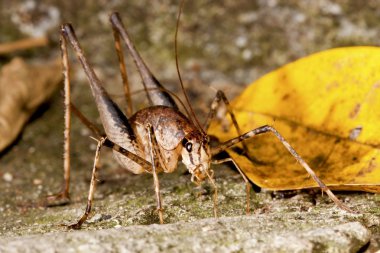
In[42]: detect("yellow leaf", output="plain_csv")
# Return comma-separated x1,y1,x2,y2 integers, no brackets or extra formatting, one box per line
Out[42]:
209,46,380,193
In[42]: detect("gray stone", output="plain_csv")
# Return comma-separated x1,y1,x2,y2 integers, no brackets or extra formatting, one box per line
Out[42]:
0,219,370,253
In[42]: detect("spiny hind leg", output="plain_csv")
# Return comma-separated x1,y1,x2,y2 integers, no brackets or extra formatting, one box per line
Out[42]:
48,22,136,206
46,28,105,206
111,19,133,117
45,30,73,206
109,12,177,109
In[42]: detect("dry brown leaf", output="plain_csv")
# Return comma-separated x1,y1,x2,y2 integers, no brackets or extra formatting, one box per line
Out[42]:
0,57,62,151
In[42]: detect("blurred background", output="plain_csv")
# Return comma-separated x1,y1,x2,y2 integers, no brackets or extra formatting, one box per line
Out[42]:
2,0,380,96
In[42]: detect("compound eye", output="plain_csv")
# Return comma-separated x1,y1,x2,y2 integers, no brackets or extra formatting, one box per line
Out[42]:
185,142,193,152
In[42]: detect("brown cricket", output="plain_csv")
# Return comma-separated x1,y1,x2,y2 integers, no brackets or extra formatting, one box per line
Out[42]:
47,3,353,229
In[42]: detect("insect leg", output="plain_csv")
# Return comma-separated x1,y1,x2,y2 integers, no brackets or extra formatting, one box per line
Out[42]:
204,90,260,161
46,31,72,206
211,125,355,213
204,90,243,135
66,135,156,229
67,137,106,229
146,124,164,224
111,23,133,117
205,90,261,191
46,103,107,207
109,12,178,109
61,23,142,168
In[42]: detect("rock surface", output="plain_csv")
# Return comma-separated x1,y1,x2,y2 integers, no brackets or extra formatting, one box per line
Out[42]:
0,219,371,253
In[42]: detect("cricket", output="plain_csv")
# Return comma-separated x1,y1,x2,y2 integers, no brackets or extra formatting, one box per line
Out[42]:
47,2,352,229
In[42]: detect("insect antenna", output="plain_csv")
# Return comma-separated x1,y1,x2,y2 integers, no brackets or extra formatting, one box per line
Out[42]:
175,0,206,135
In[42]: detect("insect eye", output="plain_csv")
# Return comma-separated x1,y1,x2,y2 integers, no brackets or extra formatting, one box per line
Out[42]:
185,142,193,152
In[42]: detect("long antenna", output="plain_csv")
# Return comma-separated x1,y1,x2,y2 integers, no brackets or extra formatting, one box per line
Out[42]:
175,0,206,135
